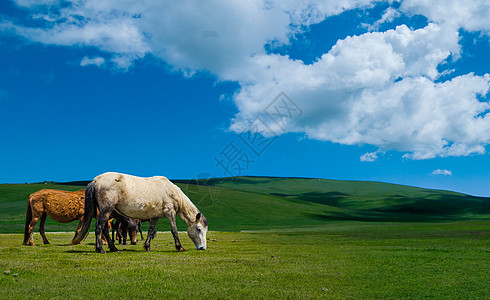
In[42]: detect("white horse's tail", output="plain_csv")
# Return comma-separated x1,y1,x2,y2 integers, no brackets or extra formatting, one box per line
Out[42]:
71,181,97,245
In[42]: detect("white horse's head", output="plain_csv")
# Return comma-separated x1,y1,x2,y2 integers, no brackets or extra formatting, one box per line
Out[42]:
187,212,208,250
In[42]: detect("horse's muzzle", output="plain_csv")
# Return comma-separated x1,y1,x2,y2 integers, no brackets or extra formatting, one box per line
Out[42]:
197,246,206,250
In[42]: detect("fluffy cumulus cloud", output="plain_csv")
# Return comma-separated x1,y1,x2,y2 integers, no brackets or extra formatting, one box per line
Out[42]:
360,151,380,162
431,169,452,176
229,23,489,160
2,0,489,159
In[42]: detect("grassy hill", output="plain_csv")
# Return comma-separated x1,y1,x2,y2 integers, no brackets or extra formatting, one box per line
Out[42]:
1,177,489,233
180,176,490,223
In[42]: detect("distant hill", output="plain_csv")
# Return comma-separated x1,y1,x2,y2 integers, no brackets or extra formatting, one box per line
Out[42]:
179,176,490,225
54,180,91,186
0,176,489,233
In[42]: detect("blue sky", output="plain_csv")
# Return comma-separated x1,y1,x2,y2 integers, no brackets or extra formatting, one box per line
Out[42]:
0,1,489,196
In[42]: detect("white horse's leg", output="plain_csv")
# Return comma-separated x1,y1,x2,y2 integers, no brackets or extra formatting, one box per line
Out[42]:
168,212,185,252
144,218,159,252
95,211,118,253
102,219,118,252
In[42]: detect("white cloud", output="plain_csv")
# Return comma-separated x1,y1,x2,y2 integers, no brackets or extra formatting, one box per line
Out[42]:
400,0,490,33
364,7,400,31
360,151,379,162
431,169,452,176
275,0,381,26
229,24,489,159
3,0,490,160
80,56,105,67
5,0,382,74
11,16,149,66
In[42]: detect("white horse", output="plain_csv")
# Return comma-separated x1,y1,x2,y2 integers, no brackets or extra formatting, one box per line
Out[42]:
72,172,208,253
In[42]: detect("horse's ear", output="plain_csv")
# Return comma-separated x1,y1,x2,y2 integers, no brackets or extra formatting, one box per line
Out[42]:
196,212,201,221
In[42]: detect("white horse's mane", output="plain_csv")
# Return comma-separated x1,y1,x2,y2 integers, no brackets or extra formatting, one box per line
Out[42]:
171,183,200,225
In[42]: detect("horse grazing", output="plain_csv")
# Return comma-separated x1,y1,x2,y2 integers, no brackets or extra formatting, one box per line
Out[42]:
111,214,138,245
72,172,208,253
23,189,86,246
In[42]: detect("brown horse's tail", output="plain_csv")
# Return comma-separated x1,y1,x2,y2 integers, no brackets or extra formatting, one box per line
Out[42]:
71,181,97,245
23,196,32,245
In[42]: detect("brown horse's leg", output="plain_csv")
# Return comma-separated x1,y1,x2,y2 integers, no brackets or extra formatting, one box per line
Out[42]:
39,213,49,244
168,213,185,252
27,215,41,246
111,220,115,243
101,220,111,245
144,218,159,252
105,219,112,245
73,217,84,240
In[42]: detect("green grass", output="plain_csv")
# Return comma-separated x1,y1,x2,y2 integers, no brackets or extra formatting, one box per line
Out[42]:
1,221,488,299
1,177,489,298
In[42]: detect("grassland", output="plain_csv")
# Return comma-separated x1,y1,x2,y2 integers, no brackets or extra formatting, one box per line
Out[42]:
1,221,489,299
0,177,489,298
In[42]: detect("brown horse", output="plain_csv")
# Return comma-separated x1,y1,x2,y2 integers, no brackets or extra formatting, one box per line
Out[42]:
23,189,88,246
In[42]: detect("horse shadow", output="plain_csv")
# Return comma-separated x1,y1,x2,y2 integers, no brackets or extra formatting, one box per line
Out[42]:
65,248,140,253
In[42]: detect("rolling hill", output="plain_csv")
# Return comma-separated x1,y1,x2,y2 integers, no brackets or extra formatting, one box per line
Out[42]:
0,176,489,233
